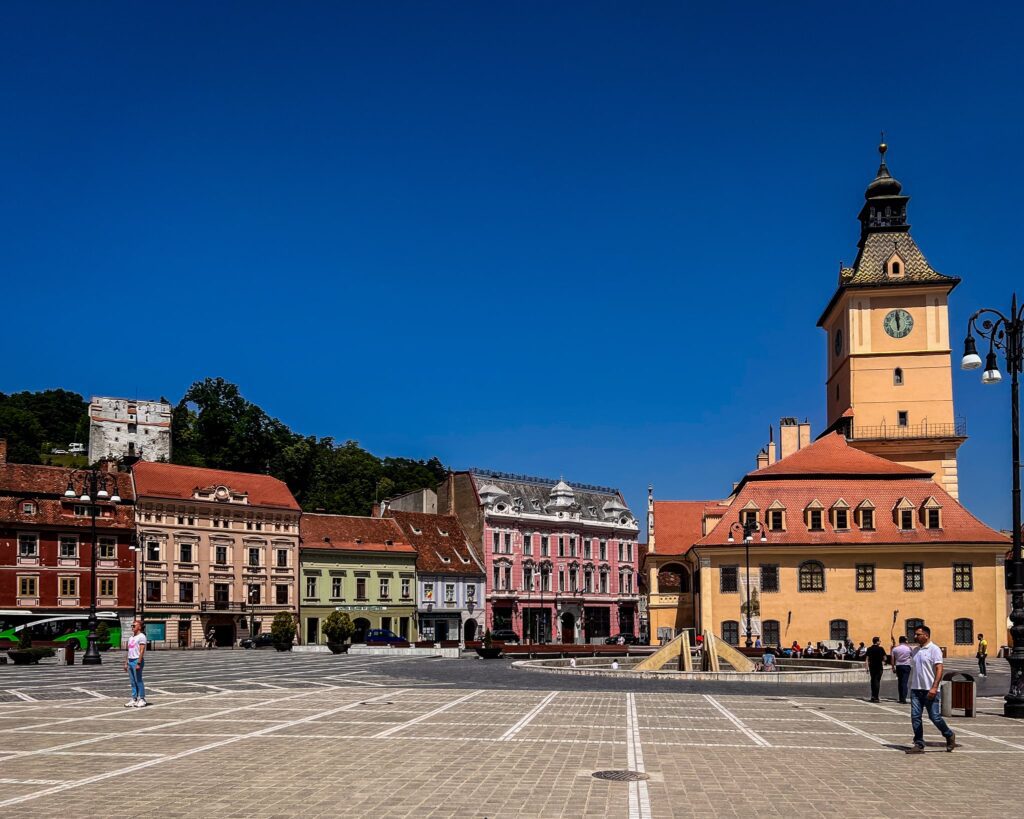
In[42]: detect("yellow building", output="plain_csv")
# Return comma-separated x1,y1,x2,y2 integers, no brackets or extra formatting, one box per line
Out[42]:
643,143,1010,655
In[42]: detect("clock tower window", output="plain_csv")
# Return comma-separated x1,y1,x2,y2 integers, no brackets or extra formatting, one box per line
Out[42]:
897,411,909,427
893,368,904,386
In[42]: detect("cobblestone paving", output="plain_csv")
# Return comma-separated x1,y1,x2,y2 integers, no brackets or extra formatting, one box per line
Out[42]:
0,652,1021,818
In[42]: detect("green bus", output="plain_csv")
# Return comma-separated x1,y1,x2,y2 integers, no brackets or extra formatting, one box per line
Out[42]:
0,611,122,650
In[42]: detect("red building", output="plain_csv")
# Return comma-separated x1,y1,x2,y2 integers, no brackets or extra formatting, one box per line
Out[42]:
0,440,136,645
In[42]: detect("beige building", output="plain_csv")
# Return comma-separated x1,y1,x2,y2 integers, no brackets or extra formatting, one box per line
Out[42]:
131,462,300,647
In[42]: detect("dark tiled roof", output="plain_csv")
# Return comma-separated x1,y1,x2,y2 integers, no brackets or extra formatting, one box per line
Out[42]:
300,514,415,554
846,231,955,286
132,462,299,510
467,471,635,524
387,511,484,575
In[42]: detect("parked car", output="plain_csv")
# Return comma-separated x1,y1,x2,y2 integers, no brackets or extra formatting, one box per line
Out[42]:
51,449,68,455
364,629,405,644
489,629,520,644
240,633,275,649
604,633,641,645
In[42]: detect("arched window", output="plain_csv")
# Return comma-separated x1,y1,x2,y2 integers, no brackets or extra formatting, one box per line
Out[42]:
798,560,825,592
905,618,925,641
829,619,849,641
954,618,974,645
892,261,901,277
762,619,780,647
657,563,690,594
721,621,739,646
894,367,904,386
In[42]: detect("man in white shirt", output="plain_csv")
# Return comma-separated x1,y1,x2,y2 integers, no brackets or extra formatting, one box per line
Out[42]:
905,625,954,753
124,619,149,708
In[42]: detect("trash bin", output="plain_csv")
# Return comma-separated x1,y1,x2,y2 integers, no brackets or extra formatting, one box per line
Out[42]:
64,643,75,665
940,671,975,717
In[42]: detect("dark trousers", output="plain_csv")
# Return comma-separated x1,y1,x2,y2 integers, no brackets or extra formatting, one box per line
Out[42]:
870,668,883,700
895,665,911,702
978,655,987,675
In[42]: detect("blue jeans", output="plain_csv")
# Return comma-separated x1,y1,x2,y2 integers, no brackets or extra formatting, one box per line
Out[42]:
895,665,911,702
910,688,952,747
128,658,145,700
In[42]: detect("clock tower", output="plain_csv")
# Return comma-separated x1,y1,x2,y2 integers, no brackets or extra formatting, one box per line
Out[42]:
817,142,965,498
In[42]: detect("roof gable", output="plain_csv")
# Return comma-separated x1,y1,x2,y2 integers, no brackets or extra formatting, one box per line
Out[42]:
746,432,932,481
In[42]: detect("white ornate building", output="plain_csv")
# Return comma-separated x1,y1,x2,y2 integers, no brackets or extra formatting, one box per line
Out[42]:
88,397,172,463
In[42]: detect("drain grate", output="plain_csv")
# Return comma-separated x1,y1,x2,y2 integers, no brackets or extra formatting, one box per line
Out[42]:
592,770,649,782
359,701,393,706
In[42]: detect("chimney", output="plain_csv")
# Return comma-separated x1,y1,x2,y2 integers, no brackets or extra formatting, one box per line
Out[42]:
756,449,769,470
371,502,381,517
779,417,799,461
799,419,812,450
0,438,6,464
767,425,777,465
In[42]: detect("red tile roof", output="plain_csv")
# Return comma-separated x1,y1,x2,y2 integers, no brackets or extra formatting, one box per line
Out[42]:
0,463,135,528
694,477,1006,548
386,511,484,575
132,462,299,510
301,513,415,554
747,432,929,480
651,501,709,556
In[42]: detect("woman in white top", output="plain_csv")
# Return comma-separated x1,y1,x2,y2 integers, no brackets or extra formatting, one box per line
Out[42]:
124,619,148,707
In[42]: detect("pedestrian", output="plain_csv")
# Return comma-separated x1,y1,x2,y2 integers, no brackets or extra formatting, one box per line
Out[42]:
610,660,619,670
205,627,216,649
855,641,867,660
865,636,887,702
761,646,777,672
790,640,802,657
891,635,912,704
976,633,988,677
754,637,762,648
905,625,955,754
124,619,148,708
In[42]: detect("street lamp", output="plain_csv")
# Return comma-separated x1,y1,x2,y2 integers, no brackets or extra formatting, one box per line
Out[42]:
961,295,1024,718
728,519,768,648
65,466,123,665
129,534,143,624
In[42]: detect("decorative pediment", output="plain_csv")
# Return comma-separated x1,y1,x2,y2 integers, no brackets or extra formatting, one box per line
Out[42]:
805,498,824,510
194,484,249,504
767,499,786,510
741,499,760,511
893,496,916,511
921,496,943,509
831,498,850,509
856,499,876,509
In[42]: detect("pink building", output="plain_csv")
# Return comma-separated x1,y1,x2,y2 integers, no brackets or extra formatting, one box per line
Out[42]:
438,470,641,643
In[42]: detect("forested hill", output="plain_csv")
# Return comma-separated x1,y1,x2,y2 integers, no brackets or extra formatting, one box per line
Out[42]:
0,379,446,516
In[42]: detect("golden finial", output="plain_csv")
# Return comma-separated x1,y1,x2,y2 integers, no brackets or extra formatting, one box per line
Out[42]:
879,130,887,158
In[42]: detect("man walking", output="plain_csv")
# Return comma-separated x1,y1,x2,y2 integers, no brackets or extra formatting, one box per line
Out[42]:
124,619,148,708
891,635,912,704
906,625,954,754
865,636,887,702
977,633,988,677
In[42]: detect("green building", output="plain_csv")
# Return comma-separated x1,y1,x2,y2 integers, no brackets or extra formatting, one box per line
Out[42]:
299,513,418,644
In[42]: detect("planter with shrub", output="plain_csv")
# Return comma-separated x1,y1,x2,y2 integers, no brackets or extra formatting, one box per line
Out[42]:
475,629,503,659
270,612,296,651
322,611,354,654
7,647,55,665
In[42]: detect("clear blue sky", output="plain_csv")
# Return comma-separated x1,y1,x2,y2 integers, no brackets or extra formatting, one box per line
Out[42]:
3,4,1023,530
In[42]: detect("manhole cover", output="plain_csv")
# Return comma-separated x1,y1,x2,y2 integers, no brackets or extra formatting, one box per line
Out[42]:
592,770,650,782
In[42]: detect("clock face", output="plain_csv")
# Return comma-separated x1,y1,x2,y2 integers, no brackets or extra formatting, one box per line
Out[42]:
883,309,914,339
833,328,843,356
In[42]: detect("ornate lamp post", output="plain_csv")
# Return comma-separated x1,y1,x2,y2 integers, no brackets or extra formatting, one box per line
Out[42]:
129,534,143,623
961,296,1024,718
727,519,767,648
64,466,123,665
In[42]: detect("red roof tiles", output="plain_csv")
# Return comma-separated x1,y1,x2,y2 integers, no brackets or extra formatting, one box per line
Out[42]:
651,501,709,556
0,463,135,529
132,462,299,510
301,514,415,554
386,511,484,575
747,432,929,479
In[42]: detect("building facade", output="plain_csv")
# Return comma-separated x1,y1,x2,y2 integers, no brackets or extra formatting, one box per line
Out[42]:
688,433,1007,657
131,462,300,647
818,143,965,498
385,509,485,643
89,397,172,464
0,441,136,643
439,470,641,643
299,514,417,644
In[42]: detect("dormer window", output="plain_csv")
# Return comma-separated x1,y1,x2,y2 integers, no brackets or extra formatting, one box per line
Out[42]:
857,500,876,531
740,501,759,527
894,497,916,530
21,501,35,515
437,528,448,537
921,497,943,530
767,501,786,532
411,526,422,535
831,499,850,531
886,251,906,279
805,500,824,531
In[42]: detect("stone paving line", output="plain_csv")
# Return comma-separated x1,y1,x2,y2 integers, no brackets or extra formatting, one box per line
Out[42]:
1,685,1024,817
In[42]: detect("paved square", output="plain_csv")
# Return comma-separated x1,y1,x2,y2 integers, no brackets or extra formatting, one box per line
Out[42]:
1,652,1022,817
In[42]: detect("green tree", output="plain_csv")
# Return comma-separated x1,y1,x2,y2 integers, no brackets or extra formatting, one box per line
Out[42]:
322,611,354,645
0,405,45,464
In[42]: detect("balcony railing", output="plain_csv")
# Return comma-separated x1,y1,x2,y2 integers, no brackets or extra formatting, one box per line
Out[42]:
850,417,967,441
200,601,245,612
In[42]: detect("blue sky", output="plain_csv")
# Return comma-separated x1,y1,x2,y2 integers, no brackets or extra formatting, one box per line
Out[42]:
3,4,1023,529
